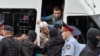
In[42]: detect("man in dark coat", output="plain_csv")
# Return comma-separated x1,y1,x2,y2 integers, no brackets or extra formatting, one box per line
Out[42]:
15,30,42,56
0,25,26,56
42,27,64,56
26,30,42,56
97,41,100,55
80,28,100,56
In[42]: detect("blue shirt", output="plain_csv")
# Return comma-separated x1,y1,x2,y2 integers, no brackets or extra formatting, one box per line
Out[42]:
79,43,86,52
61,35,81,56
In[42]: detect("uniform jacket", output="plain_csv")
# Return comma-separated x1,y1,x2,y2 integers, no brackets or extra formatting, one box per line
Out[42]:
61,35,82,56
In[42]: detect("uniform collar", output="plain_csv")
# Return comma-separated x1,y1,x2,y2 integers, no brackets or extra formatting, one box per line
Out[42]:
66,35,73,42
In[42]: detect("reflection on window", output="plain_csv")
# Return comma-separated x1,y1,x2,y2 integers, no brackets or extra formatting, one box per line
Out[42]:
88,17,98,29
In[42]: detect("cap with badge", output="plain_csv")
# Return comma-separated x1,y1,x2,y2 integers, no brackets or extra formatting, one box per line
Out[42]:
61,22,81,36
68,25,81,36
61,22,73,32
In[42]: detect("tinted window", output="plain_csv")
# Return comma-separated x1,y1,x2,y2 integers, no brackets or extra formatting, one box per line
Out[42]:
0,9,37,35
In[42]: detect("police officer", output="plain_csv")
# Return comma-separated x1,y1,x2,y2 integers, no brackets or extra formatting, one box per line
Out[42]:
61,23,81,56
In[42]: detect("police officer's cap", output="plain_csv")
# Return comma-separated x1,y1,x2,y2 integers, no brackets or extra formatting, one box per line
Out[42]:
61,22,73,32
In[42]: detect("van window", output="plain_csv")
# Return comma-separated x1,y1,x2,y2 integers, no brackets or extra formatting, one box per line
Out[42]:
67,16,99,43
0,9,37,35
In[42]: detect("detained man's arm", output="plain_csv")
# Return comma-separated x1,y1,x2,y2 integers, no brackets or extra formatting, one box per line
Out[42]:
41,15,52,21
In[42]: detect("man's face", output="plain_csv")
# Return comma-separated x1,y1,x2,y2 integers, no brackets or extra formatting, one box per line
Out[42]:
2,30,6,36
96,36,100,40
41,27,49,35
0,26,4,35
53,10,62,19
2,30,12,37
0,29,3,35
61,30,69,40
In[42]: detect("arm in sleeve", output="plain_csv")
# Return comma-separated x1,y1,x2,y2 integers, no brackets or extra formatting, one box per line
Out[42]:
0,41,4,56
41,15,52,21
65,42,75,56
81,51,95,56
20,44,29,56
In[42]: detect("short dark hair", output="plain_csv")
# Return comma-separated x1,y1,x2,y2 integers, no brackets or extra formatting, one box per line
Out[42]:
53,6,62,12
28,30,37,42
4,25,14,32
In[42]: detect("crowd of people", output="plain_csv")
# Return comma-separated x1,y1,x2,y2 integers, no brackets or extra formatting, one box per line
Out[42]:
37,5,100,56
0,5,100,56
0,20,100,56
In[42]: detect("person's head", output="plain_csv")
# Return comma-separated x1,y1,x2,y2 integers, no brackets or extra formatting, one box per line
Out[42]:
53,6,62,19
87,28,100,46
49,27,59,37
61,23,73,40
28,30,37,42
2,25,14,38
39,21,49,35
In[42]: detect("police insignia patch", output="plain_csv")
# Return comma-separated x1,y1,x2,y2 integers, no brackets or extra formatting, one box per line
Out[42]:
66,45,70,50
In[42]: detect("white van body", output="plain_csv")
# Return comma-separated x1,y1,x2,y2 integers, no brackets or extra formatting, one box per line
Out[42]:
63,0,100,43
0,0,42,45
63,0,100,23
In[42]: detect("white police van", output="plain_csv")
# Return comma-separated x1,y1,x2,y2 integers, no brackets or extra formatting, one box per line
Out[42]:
0,0,100,44
63,0,100,43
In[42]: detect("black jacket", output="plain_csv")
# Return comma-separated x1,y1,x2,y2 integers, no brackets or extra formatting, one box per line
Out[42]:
42,28,64,56
80,28,100,56
97,41,100,55
21,39,42,56
0,37,26,56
